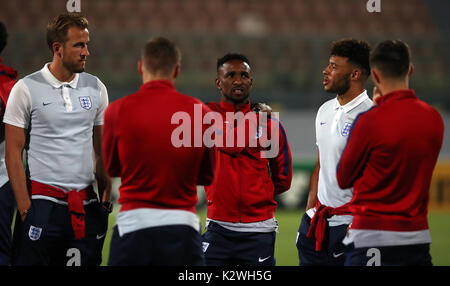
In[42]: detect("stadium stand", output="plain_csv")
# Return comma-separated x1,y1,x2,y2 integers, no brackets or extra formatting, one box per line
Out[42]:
0,0,448,110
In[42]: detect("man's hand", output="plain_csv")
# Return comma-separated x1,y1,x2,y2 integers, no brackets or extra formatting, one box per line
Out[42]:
19,201,31,222
97,171,112,206
345,223,352,237
251,102,272,115
101,200,113,214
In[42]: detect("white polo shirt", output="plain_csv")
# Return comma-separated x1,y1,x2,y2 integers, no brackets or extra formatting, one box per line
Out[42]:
307,90,373,226
3,63,108,196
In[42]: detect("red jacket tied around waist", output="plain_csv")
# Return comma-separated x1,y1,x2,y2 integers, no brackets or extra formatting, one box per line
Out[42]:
31,180,97,239
307,200,350,251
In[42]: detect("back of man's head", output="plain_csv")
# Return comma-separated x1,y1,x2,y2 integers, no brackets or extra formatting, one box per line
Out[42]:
330,38,371,78
141,37,181,78
0,21,8,55
369,40,411,79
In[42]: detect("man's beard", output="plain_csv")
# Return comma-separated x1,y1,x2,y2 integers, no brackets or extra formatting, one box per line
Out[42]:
327,73,351,95
223,92,250,105
62,59,85,74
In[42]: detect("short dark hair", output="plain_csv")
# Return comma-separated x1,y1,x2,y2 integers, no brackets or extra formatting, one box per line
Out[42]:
141,37,181,77
217,53,250,71
46,13,89,53
369,40,411,79
330,39,371,77
0,21,7,54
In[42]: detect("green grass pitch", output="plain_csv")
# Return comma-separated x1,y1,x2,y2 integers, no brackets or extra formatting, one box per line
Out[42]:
101,208,450,266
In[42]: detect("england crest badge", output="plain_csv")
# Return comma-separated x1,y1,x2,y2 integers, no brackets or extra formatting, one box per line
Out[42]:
29,225,42,241
255,126,264,139
202,242,210,253
79,96,92,110
341,122,352,136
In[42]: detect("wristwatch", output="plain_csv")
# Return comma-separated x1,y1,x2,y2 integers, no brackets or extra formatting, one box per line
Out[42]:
101,201,113,213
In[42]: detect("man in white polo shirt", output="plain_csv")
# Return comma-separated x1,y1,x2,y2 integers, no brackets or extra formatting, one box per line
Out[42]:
4,13,111,266
296,39,373,265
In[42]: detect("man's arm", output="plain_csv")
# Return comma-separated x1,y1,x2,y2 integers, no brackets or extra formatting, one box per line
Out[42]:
0,101,5,143
197,103,217,186
93,124,112,203
5,124,29,221
197,146,217,186
93,78,112,204
102,103,121,178
305,151,320,210
268,119,293,195
0,75,16,142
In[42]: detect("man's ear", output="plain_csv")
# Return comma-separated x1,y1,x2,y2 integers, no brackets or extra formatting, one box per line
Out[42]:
137,60,143,76
351,69,362,81
53,42,62,57
371,68,381,85
172,63,181,79
408,64,414,78
215,78,221,91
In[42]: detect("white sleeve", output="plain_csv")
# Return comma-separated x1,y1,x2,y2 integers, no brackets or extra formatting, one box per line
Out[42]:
94,78,109,126
3,79,31,129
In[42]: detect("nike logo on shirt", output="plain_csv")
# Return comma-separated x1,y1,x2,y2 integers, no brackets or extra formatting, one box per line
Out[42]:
332,252,345,258
96,233,106,240
258,256,271,263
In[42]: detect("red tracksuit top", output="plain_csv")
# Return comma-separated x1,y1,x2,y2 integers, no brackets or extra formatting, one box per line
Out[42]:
337,89,444,232
102,80,216,213
205,100,293,223
0,56,18,107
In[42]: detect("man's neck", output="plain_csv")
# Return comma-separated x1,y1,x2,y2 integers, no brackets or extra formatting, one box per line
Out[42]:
142,73,173,85
232,101,248,110
48,61,75,83
337,86,364,106
378,80,409,96
221,97,249,110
